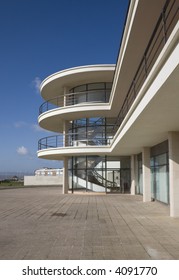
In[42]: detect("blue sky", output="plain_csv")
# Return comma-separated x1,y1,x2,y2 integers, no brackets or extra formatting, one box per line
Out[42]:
0,0,129,174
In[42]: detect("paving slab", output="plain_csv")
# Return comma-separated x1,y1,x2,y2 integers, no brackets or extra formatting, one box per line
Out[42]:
0,186,179,260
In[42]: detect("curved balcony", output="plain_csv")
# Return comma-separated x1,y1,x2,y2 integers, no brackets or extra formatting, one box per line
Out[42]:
38,133,113,151
40,65,115,102
39,89,111,115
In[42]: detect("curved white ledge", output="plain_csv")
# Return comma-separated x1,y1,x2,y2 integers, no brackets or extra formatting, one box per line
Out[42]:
38,103,111,132
40,64,115,101
37,146,111,160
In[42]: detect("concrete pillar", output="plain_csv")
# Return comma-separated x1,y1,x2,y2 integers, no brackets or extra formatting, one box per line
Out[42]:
135,155,139,194
63,157,68,194
142,147,151,202
168,132,179,217
131,155,136,195
62,118,69,194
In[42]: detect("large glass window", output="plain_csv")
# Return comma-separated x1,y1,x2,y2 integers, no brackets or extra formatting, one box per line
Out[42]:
69,82,112,105
68,156,131,193
150,153,169,204
68,117,115,146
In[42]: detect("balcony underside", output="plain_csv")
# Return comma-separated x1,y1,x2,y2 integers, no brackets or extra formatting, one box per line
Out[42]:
37,146,110,160
38,103,111,132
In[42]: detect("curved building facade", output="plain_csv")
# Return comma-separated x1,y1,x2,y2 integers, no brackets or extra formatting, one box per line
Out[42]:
38,65,131,193
37,0,179,216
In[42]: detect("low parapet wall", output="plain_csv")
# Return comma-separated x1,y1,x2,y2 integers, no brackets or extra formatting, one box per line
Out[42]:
24,175,63,186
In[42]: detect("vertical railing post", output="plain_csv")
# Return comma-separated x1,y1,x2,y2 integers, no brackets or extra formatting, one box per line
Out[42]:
144,54,148,78
133,79,136,100
105,156,107,193
63,121,68,147
105,117,107,145
162,9,167,44
126,96,129,113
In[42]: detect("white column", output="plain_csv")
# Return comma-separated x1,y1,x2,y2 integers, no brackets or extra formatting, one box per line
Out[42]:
142,147,151,202
63,86,69,107
131,155,136,195
62,118,69,194
63,157,68,194
168,132,179,217
135,155,139,194
63,120,68,147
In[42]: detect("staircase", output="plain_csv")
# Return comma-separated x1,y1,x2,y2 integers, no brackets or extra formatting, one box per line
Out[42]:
71,157,119,192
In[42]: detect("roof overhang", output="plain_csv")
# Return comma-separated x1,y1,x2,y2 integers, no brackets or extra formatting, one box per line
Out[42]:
110,0,167,117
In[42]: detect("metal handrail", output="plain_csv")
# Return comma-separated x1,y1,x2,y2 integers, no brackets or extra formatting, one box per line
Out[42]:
91,168,117,189
38,134,113,150
39,89,111,115
114,0,178,131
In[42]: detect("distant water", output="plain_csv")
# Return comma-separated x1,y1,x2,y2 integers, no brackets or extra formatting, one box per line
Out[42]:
0,172,33,180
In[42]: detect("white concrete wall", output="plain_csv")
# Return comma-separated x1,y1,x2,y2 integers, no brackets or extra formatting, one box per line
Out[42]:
69,175,107,192
24,175,63,186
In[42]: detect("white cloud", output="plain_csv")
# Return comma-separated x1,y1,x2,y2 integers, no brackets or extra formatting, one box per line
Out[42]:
32,77,41,94
31,124,45,132
17,146,28,156
14,122,46,133
14,121,27,128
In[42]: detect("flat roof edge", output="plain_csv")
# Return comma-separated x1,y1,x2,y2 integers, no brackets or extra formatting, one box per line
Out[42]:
40,64,116,92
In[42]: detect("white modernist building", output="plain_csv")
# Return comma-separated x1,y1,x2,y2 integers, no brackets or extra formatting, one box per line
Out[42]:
35,168,63,176
37,0,179,216
24,168,63,186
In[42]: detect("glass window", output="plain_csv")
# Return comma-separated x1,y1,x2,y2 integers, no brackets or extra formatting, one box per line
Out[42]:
120,157,131,168
150,157,154,167
155,153,167,166
88,83,105,90
106,160,120,169
68,155,131,193
137,156,143,194
87,90,106,102
69,82,112,104
106,82,112,89
155,165,169,203
105,91,110,102
138,168,143,194
151,167,155,199
73,85,86,92
150,152,169,204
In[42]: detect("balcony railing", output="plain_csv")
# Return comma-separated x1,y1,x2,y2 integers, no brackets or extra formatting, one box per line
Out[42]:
39,89,111,115
38,134,113,151
114,0,179,131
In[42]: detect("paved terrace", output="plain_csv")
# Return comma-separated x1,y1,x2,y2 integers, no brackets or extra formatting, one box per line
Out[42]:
0,186,179,260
